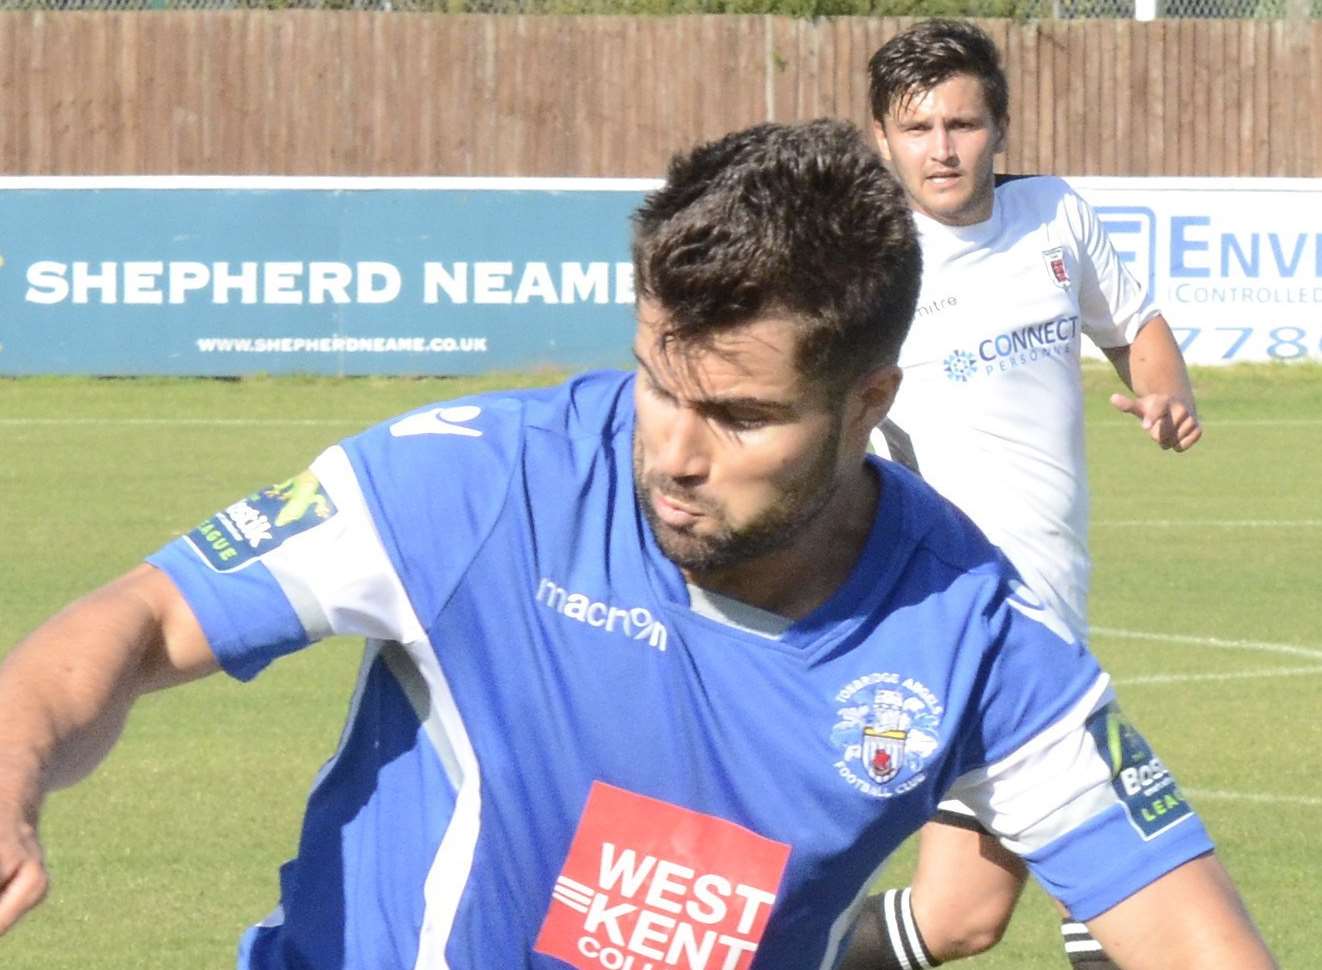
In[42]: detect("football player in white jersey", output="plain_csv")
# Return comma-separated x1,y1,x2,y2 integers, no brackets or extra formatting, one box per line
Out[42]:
849,18,1204,970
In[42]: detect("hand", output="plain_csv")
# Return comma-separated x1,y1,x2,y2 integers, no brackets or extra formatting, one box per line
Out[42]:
1109,392,1203,452
0,808,48,937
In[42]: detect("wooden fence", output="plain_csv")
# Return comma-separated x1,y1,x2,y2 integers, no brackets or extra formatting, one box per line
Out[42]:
0,11,1318,177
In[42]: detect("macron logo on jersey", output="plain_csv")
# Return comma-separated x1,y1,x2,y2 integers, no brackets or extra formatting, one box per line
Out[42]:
389,404,483,438
536,577,669,652
535,782,791,970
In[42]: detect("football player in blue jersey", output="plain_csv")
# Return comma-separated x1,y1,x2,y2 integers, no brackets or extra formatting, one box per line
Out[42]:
0,119,1274,970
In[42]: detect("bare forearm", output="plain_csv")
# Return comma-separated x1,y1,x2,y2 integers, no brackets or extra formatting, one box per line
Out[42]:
0,566,215,935
1112,315,1196,403
0,565,214,802
1104,315,1202,452
1086,854,1278,970
0,579,160,803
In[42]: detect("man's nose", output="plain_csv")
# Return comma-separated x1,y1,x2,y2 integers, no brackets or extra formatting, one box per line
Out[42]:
930,125,956,163
654,406,711,482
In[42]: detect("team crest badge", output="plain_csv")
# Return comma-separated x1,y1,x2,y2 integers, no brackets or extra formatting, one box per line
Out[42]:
861,725,906,784
1043,247,1070,288
831,674,943,798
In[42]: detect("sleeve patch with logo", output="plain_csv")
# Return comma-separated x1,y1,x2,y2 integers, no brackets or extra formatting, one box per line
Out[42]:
1086,702,1194,841
534,781,791,970
183,470,337,573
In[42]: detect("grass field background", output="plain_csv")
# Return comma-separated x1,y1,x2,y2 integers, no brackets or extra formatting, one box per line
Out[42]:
1,362,1319,968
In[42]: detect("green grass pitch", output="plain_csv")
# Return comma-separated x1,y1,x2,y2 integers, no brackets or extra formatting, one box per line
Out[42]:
0,362,1318,968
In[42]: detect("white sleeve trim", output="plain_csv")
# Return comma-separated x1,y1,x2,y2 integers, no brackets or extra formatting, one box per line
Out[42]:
946,674,1118,855
259,445,427,645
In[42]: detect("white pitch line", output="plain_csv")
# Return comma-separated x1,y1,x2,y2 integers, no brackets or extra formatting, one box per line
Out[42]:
1088,418,1322,427
1092,626,1322,661
1114,665,1322,687
0,417,369,427
1184,788,1322,809
1095,519,1322,527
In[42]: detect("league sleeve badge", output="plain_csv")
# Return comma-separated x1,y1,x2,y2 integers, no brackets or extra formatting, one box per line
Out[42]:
1086,702,1195,840
183,469,338,573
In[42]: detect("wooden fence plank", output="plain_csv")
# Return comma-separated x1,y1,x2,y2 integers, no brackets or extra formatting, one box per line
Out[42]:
1314,22,1322,174
1174,19,1191,176
1293,20,1312,175
1205,20,1224,176
1095,19,1114,176
1148,21,1169,176
1084,18,1103,175
0,16,15,170
1021,20,1041,176
852,14,876,128
1237,20,1253,176
1112,20,1131,175
1039,21,1059,177
769,15,795,129
1252,21,1270,175
1191,21,1210,176
1267,21,1284,174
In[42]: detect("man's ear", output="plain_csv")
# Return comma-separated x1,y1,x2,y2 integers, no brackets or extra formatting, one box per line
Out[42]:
846,364,903,450
993,116,1009,155
872,120,893,164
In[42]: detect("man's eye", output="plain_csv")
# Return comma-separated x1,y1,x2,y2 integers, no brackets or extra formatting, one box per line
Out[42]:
720,414,768,432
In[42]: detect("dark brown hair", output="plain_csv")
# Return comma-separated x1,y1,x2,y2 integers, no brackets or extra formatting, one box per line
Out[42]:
631,119,921,388
868,19,1009,129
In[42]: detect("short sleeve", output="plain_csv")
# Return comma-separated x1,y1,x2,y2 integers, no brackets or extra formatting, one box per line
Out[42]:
1066,190,1161,350
947,647,1214,919
147,444,425,681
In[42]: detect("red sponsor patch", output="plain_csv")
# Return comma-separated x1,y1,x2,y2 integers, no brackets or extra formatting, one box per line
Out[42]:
534,781,791,970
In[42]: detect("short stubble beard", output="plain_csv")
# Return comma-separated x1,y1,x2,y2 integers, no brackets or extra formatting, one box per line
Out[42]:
632,419,845,577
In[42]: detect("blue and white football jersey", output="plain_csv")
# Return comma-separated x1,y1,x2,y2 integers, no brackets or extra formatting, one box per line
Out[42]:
148,370,1211,970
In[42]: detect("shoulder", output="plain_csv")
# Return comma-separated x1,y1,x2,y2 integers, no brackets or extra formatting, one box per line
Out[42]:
340,370,632,544
996,176,1107,259
879,459,1080,641
347,370,632,488
879,459,1007,591
996,174,1088,221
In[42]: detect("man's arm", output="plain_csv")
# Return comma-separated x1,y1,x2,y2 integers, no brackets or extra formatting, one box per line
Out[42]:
1102,313,1203,453
1086,853,1277,969
0,564,217,936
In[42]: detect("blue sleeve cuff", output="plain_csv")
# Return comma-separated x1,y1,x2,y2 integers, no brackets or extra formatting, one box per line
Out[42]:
1025,802,1215,921
148,539,310,682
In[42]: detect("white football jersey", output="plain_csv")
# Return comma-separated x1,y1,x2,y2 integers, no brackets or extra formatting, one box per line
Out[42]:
873,176,1158,641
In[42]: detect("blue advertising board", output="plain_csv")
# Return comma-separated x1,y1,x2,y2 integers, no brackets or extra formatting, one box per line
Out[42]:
1,175,1318,374
0,176,651,376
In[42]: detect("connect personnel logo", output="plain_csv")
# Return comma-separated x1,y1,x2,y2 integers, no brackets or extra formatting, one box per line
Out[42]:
941,314,1081,383
535,782,790,970
942,349,978,382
